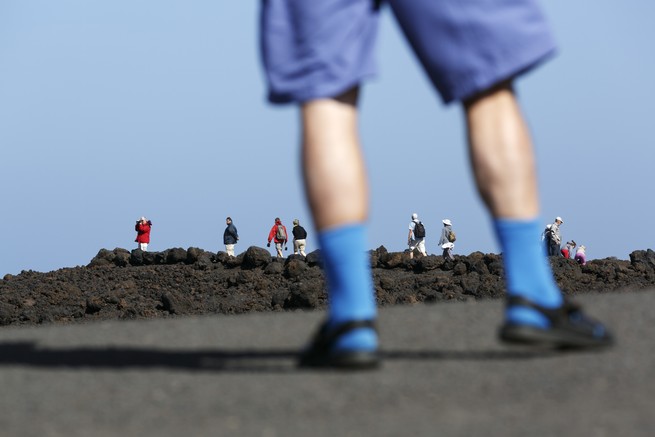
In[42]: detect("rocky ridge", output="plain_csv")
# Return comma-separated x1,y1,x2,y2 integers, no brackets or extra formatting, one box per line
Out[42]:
1,246,655,327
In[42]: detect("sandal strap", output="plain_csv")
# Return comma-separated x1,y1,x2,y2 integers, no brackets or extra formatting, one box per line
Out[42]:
505,295,580,326
311,319,377,351
503,295,611,346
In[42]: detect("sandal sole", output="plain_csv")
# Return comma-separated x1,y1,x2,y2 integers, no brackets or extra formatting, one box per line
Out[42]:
499,324,613,349
299,350,380,370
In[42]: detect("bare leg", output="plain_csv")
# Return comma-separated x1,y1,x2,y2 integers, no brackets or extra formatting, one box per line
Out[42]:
301,88,367,229
465,84,538,219
297,87,378,368
465,84,612,347
465,82,561,312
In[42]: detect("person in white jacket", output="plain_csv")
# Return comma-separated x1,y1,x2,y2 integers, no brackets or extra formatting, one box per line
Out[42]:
548,217,564,256
575,245,587,266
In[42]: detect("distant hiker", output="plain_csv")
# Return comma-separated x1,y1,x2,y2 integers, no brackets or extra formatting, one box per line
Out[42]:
407,213,427,259
439,219,456,260
135,216,152,251
292,218,308,256
575,245,587,266
541,223,552,254
547,216,564,256
223,217,239,257
267,217,288,258
561,240,576,259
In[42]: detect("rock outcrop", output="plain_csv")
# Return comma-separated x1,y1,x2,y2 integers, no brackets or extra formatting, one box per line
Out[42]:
1,246,654,327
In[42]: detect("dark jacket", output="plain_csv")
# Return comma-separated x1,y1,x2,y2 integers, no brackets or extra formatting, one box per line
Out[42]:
224,223,239,245
292,225,307,240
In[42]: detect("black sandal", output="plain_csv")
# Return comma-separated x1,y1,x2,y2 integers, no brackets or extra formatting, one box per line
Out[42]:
499,296,613,349
298,320,380,369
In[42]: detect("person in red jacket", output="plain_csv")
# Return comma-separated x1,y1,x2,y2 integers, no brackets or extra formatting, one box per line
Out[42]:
135,216,152,251
267,217,288,258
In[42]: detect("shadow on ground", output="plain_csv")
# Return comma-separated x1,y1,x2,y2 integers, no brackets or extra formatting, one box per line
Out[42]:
0,342,568,373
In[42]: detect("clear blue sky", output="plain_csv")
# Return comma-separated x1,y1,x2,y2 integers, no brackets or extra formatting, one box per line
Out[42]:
1,1,653,275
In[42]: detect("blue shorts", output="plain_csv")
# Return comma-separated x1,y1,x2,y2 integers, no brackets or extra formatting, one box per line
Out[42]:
260,0,556,104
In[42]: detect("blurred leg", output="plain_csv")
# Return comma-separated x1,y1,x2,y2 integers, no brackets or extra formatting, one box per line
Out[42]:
465,84,538,219
301,88,367,228
300,88,377,354
465,84,562,328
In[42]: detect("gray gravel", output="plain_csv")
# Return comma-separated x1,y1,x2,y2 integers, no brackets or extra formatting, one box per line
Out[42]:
0,290,653,437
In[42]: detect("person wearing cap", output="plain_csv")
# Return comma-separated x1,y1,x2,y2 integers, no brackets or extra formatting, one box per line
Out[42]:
134,216,152,251
407,213,427,259
223,217,239,257
548,216,564,256
292,219,308,257
438,219,455,260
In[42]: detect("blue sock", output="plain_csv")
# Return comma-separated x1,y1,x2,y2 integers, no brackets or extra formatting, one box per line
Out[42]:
494,218,563,329
318,224,377,351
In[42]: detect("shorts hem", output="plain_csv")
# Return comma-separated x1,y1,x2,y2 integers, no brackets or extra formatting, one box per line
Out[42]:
267,73,376,105
445,44,557,104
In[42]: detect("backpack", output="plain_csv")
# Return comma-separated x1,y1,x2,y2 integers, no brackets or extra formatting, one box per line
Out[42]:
413,221,426,239
276,224,287,240
447,230,456,242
